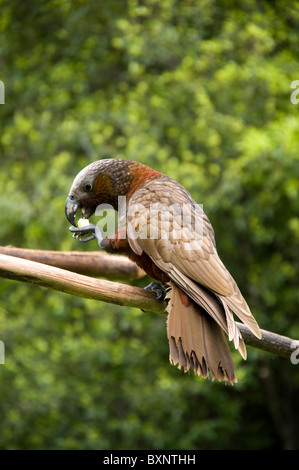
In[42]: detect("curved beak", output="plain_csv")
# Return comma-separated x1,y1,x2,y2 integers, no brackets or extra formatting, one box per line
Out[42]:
65,196,80,227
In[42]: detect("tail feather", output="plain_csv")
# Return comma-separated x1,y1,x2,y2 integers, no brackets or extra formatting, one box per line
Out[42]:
169,267,248,359
166,282,237,384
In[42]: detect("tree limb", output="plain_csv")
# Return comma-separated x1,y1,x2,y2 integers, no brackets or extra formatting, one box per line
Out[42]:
0,245,145,281
0,253,298,361
0,253,162,314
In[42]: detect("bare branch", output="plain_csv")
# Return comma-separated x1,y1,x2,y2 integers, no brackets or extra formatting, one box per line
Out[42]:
0,253,162,314
237,323,298,360
0,253,298,361
0,246,145,281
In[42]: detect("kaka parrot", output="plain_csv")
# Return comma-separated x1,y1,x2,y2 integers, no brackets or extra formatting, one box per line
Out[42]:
65,158,261,383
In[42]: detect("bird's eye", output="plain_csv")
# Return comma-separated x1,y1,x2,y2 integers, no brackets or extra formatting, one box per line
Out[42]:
84,183,92,192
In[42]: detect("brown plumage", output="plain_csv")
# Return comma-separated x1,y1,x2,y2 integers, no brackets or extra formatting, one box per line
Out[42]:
65,158,261,384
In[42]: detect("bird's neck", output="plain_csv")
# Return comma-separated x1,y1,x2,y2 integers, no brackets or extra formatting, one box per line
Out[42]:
126,161,162,198
94,159,163,210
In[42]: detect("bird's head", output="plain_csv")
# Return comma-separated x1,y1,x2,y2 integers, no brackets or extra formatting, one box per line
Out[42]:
65,158,135,226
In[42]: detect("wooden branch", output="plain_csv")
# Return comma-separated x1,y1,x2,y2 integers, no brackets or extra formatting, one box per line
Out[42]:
0,253,162,314
236,324,298,360
0,246,145,281
0,253,298,360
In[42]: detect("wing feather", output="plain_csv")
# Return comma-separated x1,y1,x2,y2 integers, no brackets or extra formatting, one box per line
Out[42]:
127,177,261,347
127,178,233,296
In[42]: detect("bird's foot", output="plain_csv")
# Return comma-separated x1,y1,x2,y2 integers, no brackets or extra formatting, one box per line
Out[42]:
144,282,166,301
141,282,166,313
69,224,103,245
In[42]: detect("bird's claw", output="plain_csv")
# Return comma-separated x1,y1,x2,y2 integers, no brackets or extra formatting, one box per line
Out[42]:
141,282,166,313
69,224,103,245
144,282,166,301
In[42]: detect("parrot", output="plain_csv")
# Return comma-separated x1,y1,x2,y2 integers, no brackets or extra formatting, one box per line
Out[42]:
65,158,261,383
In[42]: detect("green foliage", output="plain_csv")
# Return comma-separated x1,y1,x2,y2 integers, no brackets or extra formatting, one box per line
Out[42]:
0,0,299,449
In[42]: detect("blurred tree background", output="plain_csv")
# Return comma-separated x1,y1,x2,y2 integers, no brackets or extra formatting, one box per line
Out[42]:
0,0,299,450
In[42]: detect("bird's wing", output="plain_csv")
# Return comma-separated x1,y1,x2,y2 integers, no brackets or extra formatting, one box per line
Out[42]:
127,176,233,296
127,177,261,343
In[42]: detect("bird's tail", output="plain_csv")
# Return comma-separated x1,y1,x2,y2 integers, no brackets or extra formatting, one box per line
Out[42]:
166,282,237,384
